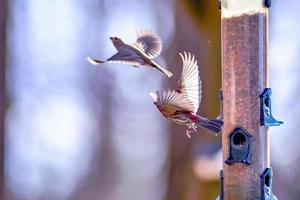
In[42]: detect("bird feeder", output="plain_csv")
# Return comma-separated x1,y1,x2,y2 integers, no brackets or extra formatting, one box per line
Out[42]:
217,0,282,199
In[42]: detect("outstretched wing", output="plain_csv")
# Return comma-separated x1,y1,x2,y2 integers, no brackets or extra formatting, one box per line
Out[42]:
150,89,195,113
87,57,105,65
134,29,162,59
177,51,202,113
87,53,141,66
106,50,143,66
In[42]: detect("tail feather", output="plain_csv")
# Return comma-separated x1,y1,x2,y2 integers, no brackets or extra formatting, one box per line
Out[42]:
197,118,223,136
151,61,173,78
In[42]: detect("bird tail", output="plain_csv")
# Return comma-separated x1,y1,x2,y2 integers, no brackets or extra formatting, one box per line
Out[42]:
87,57,105,65
196,117,223,136
150,61,173,78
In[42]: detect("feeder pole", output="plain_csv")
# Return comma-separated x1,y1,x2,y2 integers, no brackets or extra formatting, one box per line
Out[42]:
219,0,281,199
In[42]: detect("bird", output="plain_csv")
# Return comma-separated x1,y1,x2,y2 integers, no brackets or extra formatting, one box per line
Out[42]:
150,51,223,138
87,29,173,78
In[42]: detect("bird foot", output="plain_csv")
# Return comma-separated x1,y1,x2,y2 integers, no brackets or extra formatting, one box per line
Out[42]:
186,123,198,138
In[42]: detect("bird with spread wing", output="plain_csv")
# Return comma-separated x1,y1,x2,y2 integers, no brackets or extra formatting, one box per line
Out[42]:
87,29,173,78
150,52,223,137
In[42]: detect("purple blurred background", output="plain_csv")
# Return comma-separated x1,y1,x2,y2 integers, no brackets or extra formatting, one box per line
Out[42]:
1,0,299,199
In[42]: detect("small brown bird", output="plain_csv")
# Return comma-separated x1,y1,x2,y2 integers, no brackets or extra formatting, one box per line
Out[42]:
150,52,223,137
87,29,173,78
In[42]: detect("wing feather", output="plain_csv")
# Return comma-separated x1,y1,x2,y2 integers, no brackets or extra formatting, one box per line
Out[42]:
150,89,195,113
134,29,162,59
177,51,202,113
106,51,142,66
87,57,104,65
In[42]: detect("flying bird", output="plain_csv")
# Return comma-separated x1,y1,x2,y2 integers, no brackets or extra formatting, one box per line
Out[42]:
87,29,173,78
150,52,223,138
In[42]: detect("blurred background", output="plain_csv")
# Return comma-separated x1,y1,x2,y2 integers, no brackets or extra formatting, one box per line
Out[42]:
0,0,298,199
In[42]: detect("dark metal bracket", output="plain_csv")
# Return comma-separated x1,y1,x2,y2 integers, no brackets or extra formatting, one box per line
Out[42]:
218,89,223,120
259,88,283,126
264,0,272,8
260,168,278,200
218,0,221,11
216,170,224,200
225,127,252,165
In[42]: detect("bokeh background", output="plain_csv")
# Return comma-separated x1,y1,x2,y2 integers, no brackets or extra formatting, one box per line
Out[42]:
0,0,299,199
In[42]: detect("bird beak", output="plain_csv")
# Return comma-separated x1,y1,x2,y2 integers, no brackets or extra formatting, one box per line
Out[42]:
109,37,113,40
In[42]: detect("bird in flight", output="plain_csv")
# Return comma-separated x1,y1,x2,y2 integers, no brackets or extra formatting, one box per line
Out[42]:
150,52,223,138
87,29,173,78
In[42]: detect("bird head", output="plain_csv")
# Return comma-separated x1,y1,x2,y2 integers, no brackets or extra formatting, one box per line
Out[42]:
109,36,125,49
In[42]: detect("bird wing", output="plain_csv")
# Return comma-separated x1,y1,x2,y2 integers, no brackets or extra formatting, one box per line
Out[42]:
150,89,195,113
133,29,162,59
87,57,105,65
106,50,142,66
177,51,202,113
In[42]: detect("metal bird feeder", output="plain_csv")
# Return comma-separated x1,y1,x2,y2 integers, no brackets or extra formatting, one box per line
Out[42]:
217,0,282,199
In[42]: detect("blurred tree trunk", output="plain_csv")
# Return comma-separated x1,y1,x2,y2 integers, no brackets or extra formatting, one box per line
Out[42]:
69,68,118,200
164,0,221,200
68,2,119,199
0,0,7,198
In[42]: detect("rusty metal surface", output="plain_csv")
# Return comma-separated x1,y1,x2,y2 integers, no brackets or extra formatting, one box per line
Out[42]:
221,11,269,200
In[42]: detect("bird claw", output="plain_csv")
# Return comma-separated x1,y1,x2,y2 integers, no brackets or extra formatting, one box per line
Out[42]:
186,123,198,138
186,130,192,138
